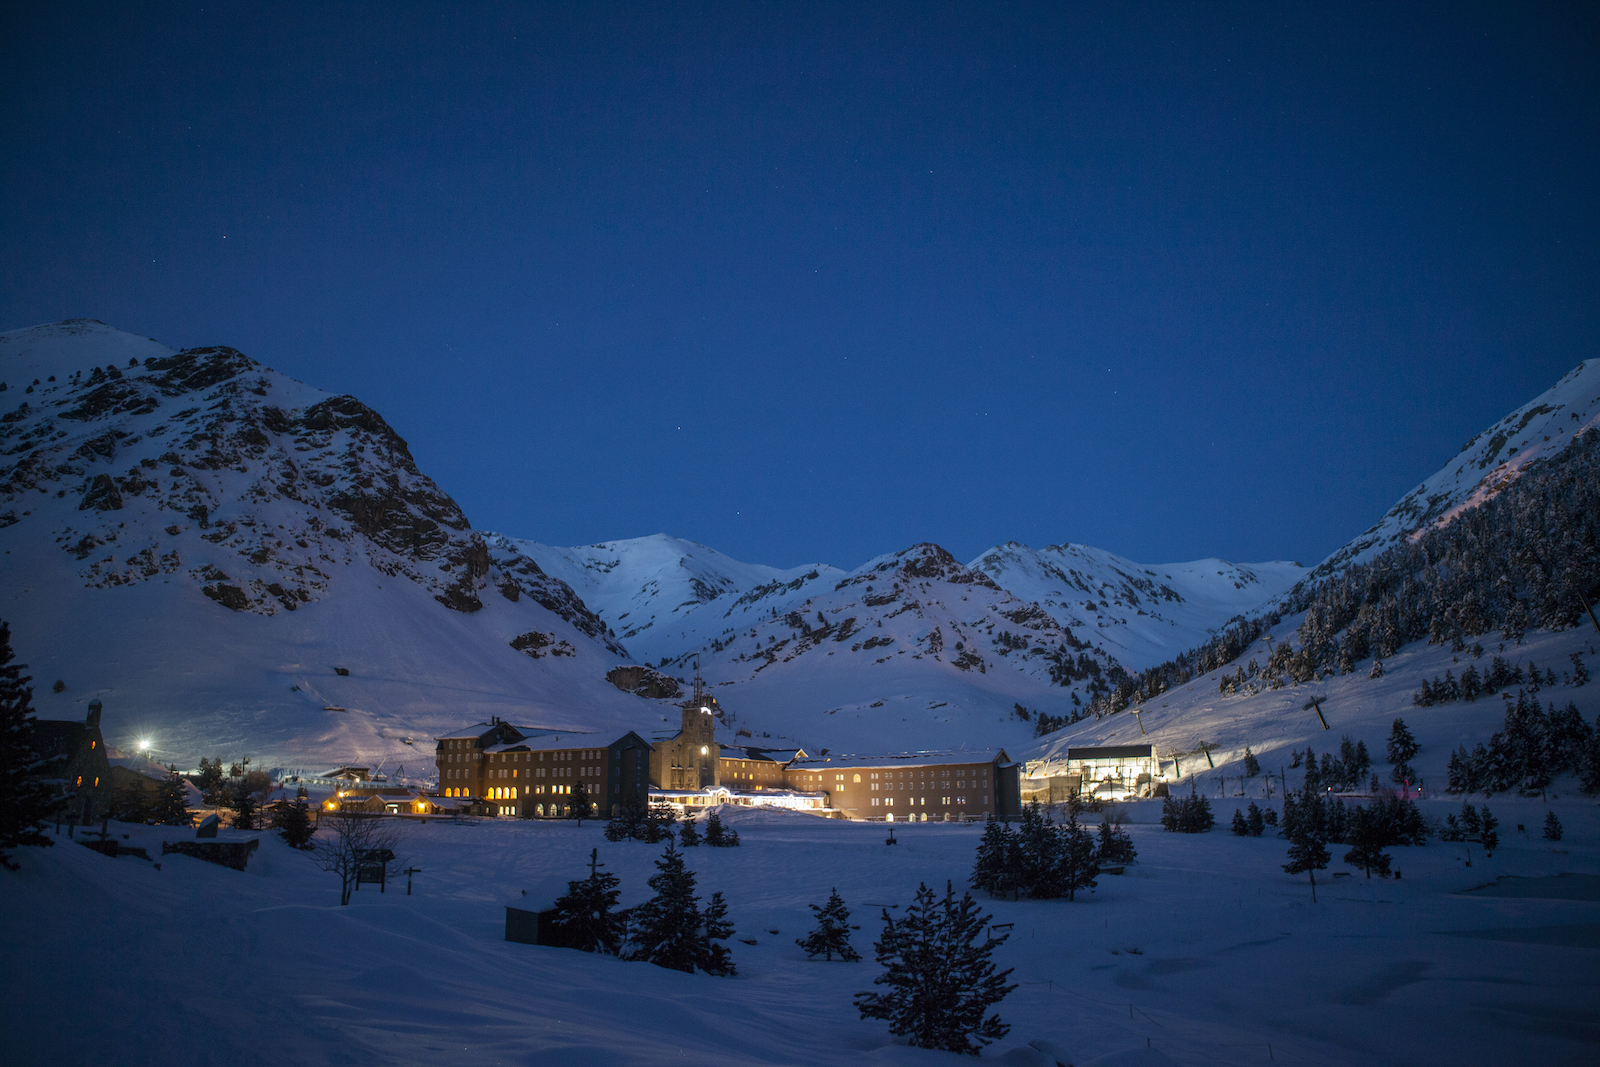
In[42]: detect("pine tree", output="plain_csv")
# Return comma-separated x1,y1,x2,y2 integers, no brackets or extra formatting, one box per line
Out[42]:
854,881,1016,1055
700,891,737,976
797,887,860,961
644,799,678,842
270,795,315,848
627,841,704,972
1246,802,1265,837
1056,810,1099,901
1459,802,1482,837
197,757,226,807
705,810,739,847
1095,818,1137,864
1283,822,1331,903
606,791,647,840
1369,659,1384,679
1479,806,1499,855
1016,802,1061,898
154,767,193,827
0,621,57,869
1231,809,1250,836
1342,806,1392,879
1542,810,1563,841
232,788,259,831
1243,747,1261,777
970,815,1015,897
571,780,591,821
551,848,624,955
679,815,702,847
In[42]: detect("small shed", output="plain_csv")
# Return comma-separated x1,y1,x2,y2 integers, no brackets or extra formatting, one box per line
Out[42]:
504,876,646,949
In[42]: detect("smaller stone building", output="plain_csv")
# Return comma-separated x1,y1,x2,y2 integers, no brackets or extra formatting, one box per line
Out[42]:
33,699,114,824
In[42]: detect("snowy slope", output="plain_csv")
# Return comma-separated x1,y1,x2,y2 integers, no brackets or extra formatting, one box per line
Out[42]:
0,321,665,773
1309,358,1600,580
1024,607,1599,801
969,542,1304,671
490,533,843,665
6,794,1599,1067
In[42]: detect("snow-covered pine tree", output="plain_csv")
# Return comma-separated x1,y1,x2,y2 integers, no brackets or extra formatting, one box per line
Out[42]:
1016,802,1061,897
605,790,646,840
679,815,702,847
797,887,860,961
1581,723,1600,794
704,810,739,846
1479,806,1500,855
700,891,737,976
571,780,591,821
154,767,193,827
271,794,315,848
232,789,258,831
970,814,1013,897
1342,806,1392,879
1369,659,1384,679
644,799,678,842
1543,810,1563,841
1095,817,1137,864
854,881,1016,1055
627,841,704,972
1246,802,1266,837
1057,809,1099,901
1231,809,1250,836
0,620,56,869
552,847,624,955
1243,747,1261,778
1283,820,1331,902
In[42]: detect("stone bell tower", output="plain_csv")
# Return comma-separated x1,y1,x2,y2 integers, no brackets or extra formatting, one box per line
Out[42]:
674,659,719,789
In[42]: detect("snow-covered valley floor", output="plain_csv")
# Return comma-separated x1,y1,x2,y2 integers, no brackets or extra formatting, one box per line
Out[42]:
4,801,1598,1067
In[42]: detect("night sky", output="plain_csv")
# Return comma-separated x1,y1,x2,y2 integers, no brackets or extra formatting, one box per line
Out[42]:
4,3,1596,571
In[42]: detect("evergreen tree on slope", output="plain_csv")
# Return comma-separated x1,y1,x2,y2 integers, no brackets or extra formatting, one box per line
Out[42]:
855,881,1016,1055
1283,819,1331,903
797,887,861,962
628,841,704,972
971,814,1017,899
1057,809,1100,902
154,767,193,827
700,891,737,976
0,621,55,869
552,847,624,955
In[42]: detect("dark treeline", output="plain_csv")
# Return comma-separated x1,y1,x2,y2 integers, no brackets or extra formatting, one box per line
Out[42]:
1446,691,1598,795
1078,428,1600,716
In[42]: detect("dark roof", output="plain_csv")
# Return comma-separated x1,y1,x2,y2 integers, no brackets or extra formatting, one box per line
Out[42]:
30,719,87,760
1064,745,1156,760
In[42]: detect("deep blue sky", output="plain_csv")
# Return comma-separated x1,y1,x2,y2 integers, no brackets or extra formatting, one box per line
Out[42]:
4,3,1596,571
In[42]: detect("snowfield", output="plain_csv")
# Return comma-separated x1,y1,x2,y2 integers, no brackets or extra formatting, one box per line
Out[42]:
3,799,1597,1067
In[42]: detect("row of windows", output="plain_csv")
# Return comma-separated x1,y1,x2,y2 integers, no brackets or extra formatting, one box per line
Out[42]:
451,783,582,801
868,796,972,807
796,768,989,784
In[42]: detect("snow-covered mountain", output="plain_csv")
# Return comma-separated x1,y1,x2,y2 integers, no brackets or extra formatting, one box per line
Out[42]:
1021,358,1600,790
7,320,1593,780
0,321,656,773
968,543,1303,671
642,542,1136,754
1307,358,1600,581
488,533,844,667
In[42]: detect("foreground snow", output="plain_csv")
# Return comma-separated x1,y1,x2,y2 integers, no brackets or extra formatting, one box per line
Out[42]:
4,800,1597,1066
